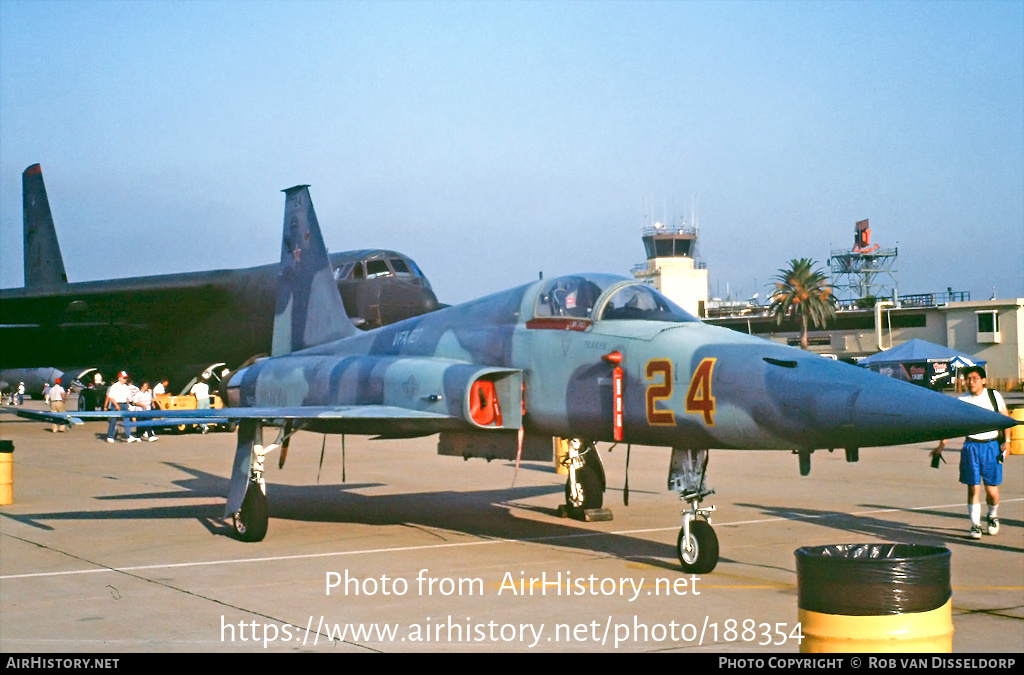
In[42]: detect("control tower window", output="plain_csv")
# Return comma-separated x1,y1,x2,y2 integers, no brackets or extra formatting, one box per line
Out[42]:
599,285,699,323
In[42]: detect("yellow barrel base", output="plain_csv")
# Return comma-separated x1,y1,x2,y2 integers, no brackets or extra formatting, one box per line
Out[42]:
800,599,952,653
0,453,11,506
1008,408,1024,455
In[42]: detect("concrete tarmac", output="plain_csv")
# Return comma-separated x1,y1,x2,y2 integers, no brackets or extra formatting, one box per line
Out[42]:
1,404,1021,653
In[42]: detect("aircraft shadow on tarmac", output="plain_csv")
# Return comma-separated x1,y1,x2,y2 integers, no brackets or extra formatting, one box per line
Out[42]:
1,461,683,570
734,503,1022,555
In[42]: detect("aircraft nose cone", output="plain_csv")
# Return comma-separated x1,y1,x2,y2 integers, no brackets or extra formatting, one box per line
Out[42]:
756,353,1014,449
848,377,1015,446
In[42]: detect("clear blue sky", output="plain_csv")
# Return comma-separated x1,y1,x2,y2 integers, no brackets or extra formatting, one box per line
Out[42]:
2,0,1021,304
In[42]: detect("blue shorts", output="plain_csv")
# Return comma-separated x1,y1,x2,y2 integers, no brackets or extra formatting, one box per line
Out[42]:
959,439,1002,487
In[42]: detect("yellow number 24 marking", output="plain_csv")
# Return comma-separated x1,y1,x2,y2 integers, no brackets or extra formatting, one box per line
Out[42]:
685,358,716,426
645,357,717,427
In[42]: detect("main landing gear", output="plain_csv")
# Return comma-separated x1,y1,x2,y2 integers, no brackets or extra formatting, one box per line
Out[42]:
226,420,280,542
227,420,304,541
234,478,269,542
669,448,718,574
562,439,609,521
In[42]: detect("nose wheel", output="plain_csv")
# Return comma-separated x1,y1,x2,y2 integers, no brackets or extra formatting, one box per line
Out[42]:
669,447,719,573
677,511,718,573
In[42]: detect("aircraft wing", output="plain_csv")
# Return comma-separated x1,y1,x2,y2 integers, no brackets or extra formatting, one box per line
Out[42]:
1,405,460,436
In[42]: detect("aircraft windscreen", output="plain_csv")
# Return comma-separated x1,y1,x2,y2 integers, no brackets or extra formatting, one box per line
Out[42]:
598,284,700,323
333,263,355,281
389,258,412,275
534,276,606,319
365,259,390,278
405,258,426,279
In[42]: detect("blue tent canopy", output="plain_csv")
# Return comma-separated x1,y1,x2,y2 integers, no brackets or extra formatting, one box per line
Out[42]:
859,339,984,389
859,339,983,366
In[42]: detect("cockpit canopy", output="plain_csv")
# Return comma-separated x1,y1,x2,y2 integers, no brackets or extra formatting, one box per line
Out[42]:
533,274,700,324
332,252,430,287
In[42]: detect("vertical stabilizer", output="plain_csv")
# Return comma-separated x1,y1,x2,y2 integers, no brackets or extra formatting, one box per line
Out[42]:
272,185,358,356
22,164,68,286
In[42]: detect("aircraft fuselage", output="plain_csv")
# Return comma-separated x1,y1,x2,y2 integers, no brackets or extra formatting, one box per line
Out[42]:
229,273,1005,452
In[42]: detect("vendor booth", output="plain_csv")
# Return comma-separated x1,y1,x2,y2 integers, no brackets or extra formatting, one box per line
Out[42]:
858,339,983,390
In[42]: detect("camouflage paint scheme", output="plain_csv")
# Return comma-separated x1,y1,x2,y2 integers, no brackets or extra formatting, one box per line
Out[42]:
229,186,1010,450
11,184,1016,571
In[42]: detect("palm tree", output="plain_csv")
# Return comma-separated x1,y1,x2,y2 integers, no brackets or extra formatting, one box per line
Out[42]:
768,258,838,350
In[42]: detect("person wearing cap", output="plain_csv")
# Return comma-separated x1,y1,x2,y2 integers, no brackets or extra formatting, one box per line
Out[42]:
104,371,140,443
49,377,68,433
931,365,1010,539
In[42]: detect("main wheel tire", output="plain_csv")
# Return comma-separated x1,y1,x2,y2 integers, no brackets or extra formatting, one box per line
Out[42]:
564,460,603,518
233,482,269,542
677,520,719,573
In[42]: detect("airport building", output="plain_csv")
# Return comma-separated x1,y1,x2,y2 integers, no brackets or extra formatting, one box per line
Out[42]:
632,220,1024,390
631,220,709,319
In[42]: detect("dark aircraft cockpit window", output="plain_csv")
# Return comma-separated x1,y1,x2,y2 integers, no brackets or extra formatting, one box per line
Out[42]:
389,258,411,275
365,259,390,278
405,258,427,280
599,284,700,323
535,276,604,319
333,263,355,281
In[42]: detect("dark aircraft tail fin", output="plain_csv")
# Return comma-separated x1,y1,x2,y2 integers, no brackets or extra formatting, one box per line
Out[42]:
22,164,68,286
271,185,358,356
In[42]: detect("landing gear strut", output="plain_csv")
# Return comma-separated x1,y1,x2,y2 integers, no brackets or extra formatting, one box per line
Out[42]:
562,439,608,520
669,448,718,573
227,420,271,542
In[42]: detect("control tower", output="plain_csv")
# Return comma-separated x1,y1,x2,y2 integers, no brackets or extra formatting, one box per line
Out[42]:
828,219,898,302
632,219,709,317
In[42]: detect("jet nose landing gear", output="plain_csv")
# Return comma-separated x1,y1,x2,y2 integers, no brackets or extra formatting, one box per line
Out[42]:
677,503,717,574
670,448,719,573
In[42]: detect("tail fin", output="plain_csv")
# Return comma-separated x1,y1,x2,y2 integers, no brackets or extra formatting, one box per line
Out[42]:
271,185,358,356
22,164,68,286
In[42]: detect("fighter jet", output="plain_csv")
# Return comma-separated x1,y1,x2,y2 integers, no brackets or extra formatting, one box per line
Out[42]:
15,184,1016,574
0,165,440,395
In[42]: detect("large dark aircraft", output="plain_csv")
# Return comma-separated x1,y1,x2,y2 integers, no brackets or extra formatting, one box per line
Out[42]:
18,184,1016,573
0,165,439,396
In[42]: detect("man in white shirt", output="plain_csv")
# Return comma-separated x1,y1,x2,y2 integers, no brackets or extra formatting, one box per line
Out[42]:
932,366,1010,538
104,371,140,443
48,377,67,433
190,378,211,433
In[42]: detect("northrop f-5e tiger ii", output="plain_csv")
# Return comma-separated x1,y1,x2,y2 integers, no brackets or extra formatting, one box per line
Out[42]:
16,184,1016,573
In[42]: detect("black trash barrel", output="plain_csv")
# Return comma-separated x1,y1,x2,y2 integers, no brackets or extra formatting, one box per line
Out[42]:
795,543,952,652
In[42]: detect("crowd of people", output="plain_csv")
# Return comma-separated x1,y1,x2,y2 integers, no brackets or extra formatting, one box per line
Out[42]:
7,370,216,443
